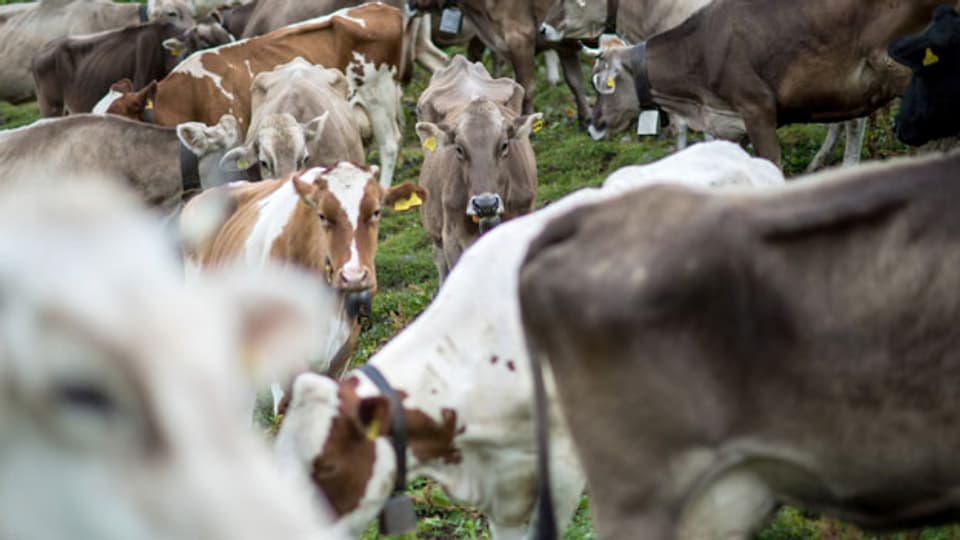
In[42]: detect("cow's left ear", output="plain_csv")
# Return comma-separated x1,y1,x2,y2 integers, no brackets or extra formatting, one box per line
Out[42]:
382,182,428,212
889,35,934,69
415,122,451,153
162,37,186,59
344,394,392,440
301,111,330,145
219,144,258,172
178,120,234,157
514,113,545,140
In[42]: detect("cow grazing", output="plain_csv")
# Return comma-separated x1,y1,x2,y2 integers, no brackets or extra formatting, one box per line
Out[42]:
187,57,366,182
0,176,347,540
32,20,232,117
890,6,960,146
520,151,960,540
415,56,542,280
0,0,191,104
181,162,426,380
0,114,239,213
274,142,783,540
106,3,403,136
583,1,959,165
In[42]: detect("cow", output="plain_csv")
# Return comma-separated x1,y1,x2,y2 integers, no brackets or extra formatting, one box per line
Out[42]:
346,54,405,187
890,6,960,146
408,0,591,128
0,113,240,213
520,149,960,540
581,0,958,166
32,20,232,117
415,56,542,281
181,162,427,383
106,3,403,137
0,176,348,540
0,0,191,104
214,0,259,36
273,141,784,540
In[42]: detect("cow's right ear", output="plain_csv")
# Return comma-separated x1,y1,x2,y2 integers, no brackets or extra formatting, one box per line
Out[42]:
219,145,258,173
344,394,391,440
292,176,322,209
110,78,134,93
889,35,934,69
415,122,450,153
162,37,186,59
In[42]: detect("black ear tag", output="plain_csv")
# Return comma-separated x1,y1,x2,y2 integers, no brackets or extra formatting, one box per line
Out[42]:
438,7,463,35
379,494,417,535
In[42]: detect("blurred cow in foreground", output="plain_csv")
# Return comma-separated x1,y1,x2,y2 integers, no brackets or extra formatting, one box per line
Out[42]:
0,176,347,540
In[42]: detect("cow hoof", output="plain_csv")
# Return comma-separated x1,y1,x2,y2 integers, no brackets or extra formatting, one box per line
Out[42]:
478,215,502,234
346,290,372,320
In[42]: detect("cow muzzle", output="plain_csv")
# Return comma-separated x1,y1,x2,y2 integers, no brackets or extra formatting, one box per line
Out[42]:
346,290,373,320
467,193,504,234
337,266,373,292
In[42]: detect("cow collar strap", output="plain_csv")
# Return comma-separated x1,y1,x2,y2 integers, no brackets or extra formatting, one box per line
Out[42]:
138,3,149,23
179,142,202,200
631,42,656,108
605,0,618,33
358,364,417,535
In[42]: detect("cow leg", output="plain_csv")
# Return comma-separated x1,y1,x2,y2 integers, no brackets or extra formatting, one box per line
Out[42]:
414,15,449,74
543,50,561,86
806,123,842,172
740,105,781,166
558,47,591,130
674,116,689,151
842,117,868,167
36,88,64,117
431,243,449,283
677,467,777,540
504,31,537,114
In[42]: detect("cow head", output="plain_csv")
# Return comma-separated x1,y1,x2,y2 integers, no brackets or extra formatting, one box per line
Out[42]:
161,20,234,67
586,35,640,140
105,80,158,121
0,177,342,540
148,0,193,23
889,5,960,146
416,101,541,233
221,113,328,180
541,0,607,41
348,56,404,188
289,163,427,295
177,114,253,188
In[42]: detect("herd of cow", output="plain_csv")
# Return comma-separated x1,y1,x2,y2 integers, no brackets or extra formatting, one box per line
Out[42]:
1,0,960,538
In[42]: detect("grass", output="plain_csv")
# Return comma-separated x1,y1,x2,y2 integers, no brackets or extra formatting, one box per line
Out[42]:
0,5,940,538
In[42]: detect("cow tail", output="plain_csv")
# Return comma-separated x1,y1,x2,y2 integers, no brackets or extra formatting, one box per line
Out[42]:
529,343,558,540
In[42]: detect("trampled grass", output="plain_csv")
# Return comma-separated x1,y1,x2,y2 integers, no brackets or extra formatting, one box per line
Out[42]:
0,3,944,537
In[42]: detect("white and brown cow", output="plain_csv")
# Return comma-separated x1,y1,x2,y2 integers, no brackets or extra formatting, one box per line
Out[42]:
106,3,403,137
181,162,426,381
415,55,542,281
0,175,347,540
520,150,960,540
0,0,191,103
0,113,240,213
273,142,784,540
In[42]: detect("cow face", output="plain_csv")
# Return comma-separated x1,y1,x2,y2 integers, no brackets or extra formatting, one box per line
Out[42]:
541,0,606,41
290,163,427,294
221,113,328,179
416,101,541,233
161,21,234,67
0,178,340,540
587,35,640,140
889,6,960,146
275,374,396,537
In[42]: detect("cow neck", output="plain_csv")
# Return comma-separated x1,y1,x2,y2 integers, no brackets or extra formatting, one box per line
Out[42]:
138,3,148,23
606,0,618,33
179,142,201,200
630,42,656,109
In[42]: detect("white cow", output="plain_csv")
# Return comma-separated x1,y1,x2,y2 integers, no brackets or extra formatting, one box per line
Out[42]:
274,141,785,539
0,175,347,540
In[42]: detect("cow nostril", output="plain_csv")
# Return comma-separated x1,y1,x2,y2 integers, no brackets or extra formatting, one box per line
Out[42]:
470,194,501,217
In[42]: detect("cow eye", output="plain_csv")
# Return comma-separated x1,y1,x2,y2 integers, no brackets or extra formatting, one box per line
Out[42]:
55,381,115,416
498,140,510,156
259,160,269,172
454,144,466,160
369,209,381,223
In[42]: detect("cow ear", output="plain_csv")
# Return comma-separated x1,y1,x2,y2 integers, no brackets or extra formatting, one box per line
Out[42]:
301,112,330,145
514,113,544,140
292,175,322,209
344,394,391,440
162,37,185,59
214,114,241,148
219,145,257,173
110,78,134,93
177,121,226,156
889,35,933,69
382,181,427,212
415,122,449,153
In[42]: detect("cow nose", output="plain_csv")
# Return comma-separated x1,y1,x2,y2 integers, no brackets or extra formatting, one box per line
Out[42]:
470,193,502,218
339,266,370,290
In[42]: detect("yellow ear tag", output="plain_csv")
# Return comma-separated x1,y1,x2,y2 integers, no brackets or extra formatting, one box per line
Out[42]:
365,418,380,441
169,46,183,58
607,75,615,89
237,158,249,170
325,261,334,283
423,136,437,152
532,117,544,133
393,192,423,212
923,47,940,67
145,99,154,110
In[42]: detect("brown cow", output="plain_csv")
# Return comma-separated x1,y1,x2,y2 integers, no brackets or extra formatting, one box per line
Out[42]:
415,56,541,281
32,20,232,117
182,162,426,381
584,0,956,165
106,3,402,136
520,151,960,540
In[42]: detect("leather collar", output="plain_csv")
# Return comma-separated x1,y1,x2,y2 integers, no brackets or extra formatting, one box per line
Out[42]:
138,3,149,23
631,42,656,108
179,141,201,201
358,364,408,496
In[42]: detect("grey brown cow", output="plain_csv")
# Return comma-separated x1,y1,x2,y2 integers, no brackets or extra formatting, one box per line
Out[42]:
583,0,955,165
521,150,960,540
415,55,541,280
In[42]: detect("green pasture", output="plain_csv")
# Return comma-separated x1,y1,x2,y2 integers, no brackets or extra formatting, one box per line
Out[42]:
0,1,944,538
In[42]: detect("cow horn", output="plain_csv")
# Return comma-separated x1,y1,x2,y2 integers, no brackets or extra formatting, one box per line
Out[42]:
581,44,602,57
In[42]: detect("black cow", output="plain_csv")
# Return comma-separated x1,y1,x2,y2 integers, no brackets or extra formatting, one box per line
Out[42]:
890,6,960,146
